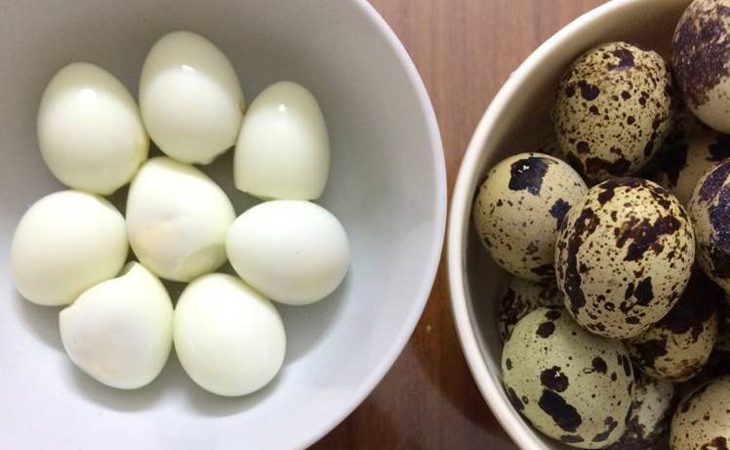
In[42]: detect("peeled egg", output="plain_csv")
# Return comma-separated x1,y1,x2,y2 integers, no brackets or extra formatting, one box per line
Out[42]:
226,200,349,305
126,157,235,282
59,263,173,389
11,191,128,306
234,81,330,200
38,63,148,195
174,274,286,397
139,31,244,164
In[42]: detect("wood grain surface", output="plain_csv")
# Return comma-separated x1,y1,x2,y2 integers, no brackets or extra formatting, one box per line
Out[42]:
313,1,607,449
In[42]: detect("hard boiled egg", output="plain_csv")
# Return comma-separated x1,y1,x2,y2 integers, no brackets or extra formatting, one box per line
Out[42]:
234,81,330,200
174,274,286,397
139,31,244,164
59,262,173,389
11,191,128,306
126,157,235,282
38,63,148,195
226,200,349,305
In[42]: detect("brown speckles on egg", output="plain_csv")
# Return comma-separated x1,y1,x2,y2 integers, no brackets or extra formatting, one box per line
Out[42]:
670,376,730,449
473,152,587,281
496,276,562,342
555,178,695,339
554,42,674,184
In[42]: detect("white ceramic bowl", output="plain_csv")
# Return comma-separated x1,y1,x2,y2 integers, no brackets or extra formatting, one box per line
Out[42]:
448,0,690,448
0,1,446,449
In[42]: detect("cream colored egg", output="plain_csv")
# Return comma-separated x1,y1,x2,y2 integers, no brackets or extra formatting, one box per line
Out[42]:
139,31,244,164
226,200,349,305
11,191,128,306
126,157,235,282
670,376,730,449
234,81,329,200
174,274,286,397
38,63,148,195
59,263,173,389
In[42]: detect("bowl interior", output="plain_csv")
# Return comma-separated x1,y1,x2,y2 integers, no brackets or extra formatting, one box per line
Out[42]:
451,0,691,448
0,1,445,449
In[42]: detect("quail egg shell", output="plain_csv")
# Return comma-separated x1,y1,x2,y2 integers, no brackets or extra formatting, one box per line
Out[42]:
554,42,674,184
497,275,562,342
688,159,730,294
226,200,350,305
673,0,730,134
473,152,587,281
502,307,634,448
605,374,677,450
126,157,235,282
627,270,720,382
670,375,730,450
174,273,286,397
234,81,330,200
11,190,128,306
38,63,148,195
556,178,695,339
59,262,173,389
139,31,244,164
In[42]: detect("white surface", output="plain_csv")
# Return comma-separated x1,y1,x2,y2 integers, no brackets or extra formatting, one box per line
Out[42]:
174,274,286,397
447,0,692,449
234,81,330,200
0,0,445,449
227,201,350,306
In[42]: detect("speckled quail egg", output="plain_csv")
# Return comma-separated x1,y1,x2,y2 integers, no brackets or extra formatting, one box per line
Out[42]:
688,159,730,294
606,374,677,450
652,131,730,205
627,270,720,382
497,276,562,342
555,178,695,339
474,152,587,281
502,307,634,448
670,375,730,450
673,0,730,134
554,42,674,184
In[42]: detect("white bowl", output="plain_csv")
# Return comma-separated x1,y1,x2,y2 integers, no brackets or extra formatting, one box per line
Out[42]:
0,1,446,449
448,0,690,448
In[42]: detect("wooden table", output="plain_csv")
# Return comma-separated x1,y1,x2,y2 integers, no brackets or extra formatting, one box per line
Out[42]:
314,1,607,448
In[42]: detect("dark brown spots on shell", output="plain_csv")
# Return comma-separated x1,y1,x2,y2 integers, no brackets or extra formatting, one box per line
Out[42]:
541,366,569,392
563,208,600,315
537,321,556,338
525,241,539,255
509,156,550,196
654,270,718,341
589,105,599,115
633,277,654,306
507,387,525,411
698,160,730,203
709,184,730,258
614,214,682,262
702,436,728,450
538,390,583,432
627,115,635,125
531,264,554,278
561,435,585,444
592,356,608,374
550,199,571,230
620,354,632,377
585,156,632,178
631,338,667,370
505,358,513,370
577,141,590,154
592,416,619,443
545,309,562,321
577,80,600,101
565,85,576,98
607,46,635,71
621,91,631,100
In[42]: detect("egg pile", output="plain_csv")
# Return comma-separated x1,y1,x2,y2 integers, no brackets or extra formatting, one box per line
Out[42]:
474,0,730,448
12,31,350,397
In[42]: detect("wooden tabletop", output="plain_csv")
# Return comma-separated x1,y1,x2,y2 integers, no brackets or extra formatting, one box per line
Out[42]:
313,1,607,449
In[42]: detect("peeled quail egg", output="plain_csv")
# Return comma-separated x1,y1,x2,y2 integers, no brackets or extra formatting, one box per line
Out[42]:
673,0,730,133
59,263,173,389
226,200,349,305
11,191,128,306
555,178,695,339
497,276,562,342
502,307,634,448
126,157,235,282
174,274,286,397
38,63,148,195
670,375,730,449
234,81,329,200
473,152,587,281
627,270,719,382
139,31,244,164
554,42,674,184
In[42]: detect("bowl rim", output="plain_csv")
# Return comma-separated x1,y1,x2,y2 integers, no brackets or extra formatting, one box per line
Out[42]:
303,0,447,447
446,0,665,448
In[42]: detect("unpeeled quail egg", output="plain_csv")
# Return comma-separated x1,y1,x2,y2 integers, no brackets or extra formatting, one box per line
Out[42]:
126,157,235,282
59,263,173,389
670,375,730,449
11,191,128,306
226,200,349,305
37,63,148,195
139,31,244,164
234,81,330,200
174,274,286,397
497,276,562,342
